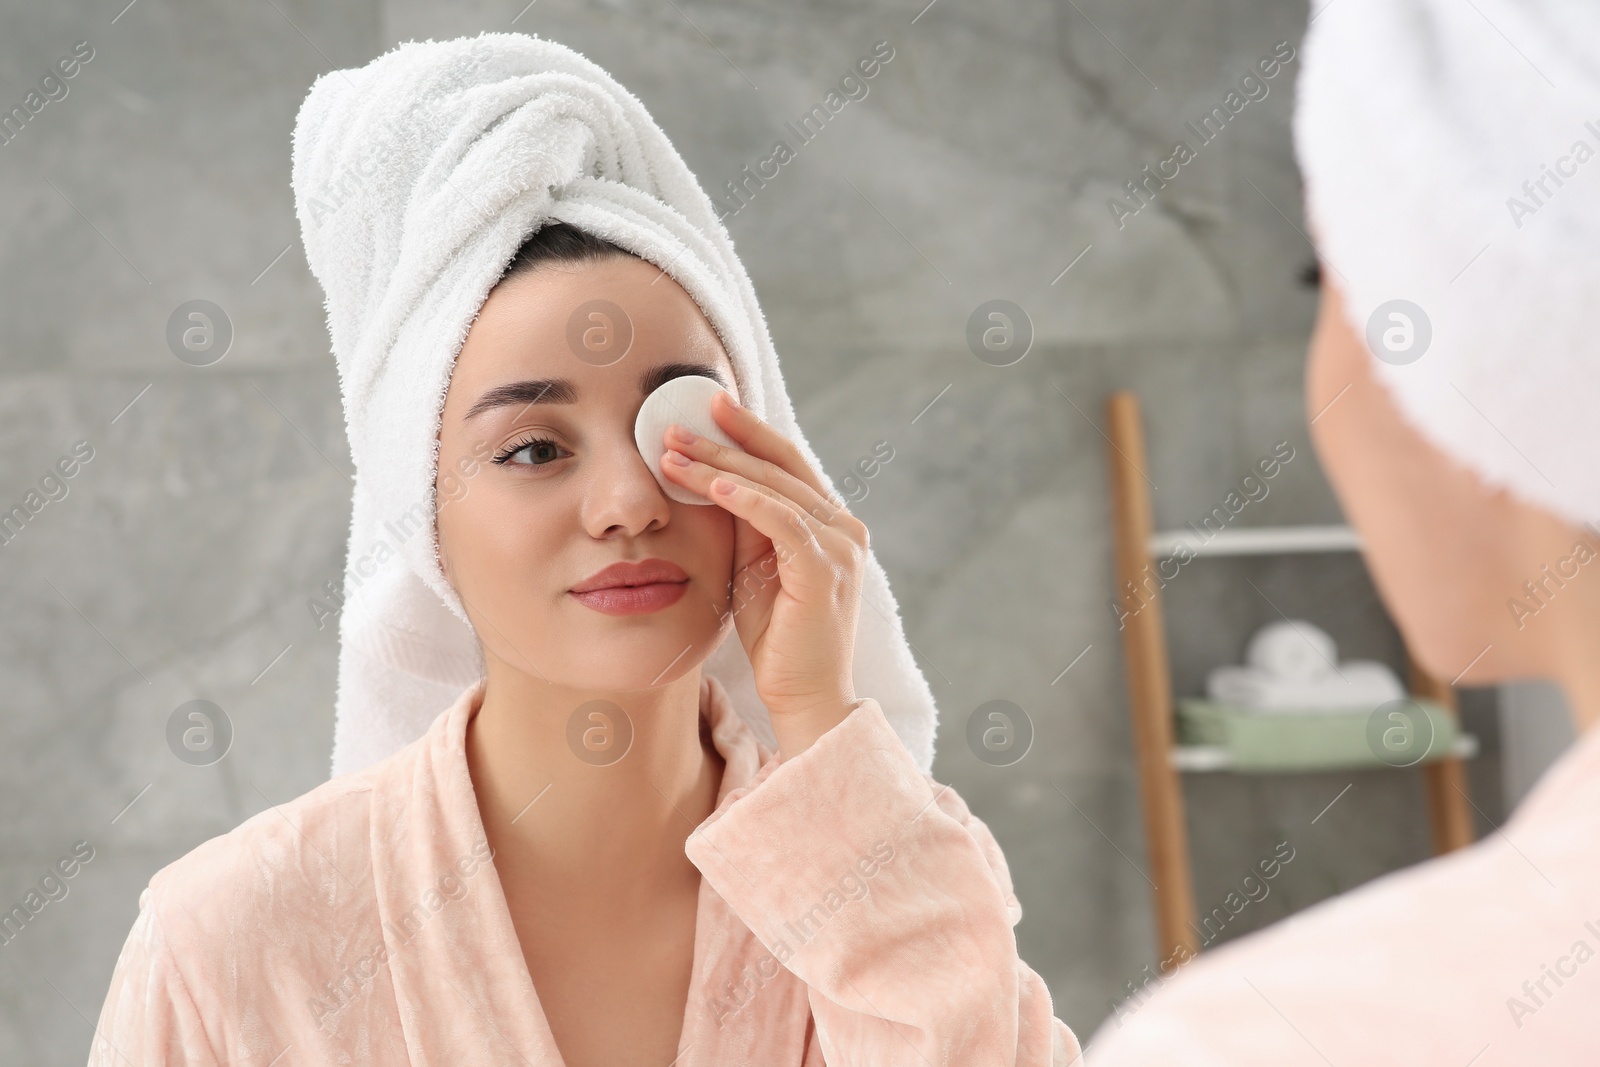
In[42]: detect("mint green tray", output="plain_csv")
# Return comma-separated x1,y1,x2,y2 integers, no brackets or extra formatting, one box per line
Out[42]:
1174,697,1465,773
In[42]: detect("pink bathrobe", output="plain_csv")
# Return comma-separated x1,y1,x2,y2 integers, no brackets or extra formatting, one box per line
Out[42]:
90,675,1081,1065
1088,719,1600,1064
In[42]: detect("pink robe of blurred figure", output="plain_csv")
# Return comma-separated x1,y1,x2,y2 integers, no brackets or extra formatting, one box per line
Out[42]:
1089,721,1600,1064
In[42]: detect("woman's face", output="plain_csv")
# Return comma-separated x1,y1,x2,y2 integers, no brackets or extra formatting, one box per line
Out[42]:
434,253,738,693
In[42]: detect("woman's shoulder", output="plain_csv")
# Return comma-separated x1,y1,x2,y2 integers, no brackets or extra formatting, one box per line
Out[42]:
139,755,400,960
96,753,427,1061
1086,811,1600,1063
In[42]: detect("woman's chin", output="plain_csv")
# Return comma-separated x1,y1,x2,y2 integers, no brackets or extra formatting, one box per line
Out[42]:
553,625,723,688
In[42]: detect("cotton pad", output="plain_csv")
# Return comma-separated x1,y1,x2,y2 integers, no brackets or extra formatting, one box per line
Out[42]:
634,374,744,505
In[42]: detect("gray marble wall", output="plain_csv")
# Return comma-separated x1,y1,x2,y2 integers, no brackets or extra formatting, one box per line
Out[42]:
0,0,1505,1061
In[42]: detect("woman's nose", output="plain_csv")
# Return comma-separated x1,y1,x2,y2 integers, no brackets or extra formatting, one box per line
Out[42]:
579,437,674,538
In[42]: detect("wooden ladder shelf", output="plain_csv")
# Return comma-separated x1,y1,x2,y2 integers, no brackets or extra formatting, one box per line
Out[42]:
1103,389,1476,969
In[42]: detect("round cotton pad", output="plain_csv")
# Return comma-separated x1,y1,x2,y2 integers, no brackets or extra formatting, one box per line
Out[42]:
635,374,745,505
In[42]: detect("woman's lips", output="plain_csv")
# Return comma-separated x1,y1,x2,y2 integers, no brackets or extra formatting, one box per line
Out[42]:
566,585,684,617
569,581,689,616
569,558,690,614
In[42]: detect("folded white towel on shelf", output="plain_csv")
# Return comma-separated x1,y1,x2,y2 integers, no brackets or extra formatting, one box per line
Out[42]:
1206,618,1405,712
1207,661,1404,711
1245,619,1336,681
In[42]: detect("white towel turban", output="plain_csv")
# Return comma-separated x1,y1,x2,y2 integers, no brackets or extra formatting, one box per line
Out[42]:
1294,0,1600,529
290,32,940,778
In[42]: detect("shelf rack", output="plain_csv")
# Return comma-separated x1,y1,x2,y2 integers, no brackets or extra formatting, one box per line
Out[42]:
1103,389,1477,970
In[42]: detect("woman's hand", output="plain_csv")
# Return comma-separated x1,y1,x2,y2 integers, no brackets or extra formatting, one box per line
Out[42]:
660,390,868,759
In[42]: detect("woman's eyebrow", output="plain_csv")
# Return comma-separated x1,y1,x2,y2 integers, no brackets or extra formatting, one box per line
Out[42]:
641,360,732,397
465,361,731,421
465,378,574,420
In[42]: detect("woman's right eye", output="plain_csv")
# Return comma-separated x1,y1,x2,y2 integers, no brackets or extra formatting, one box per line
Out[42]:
494,436,569,466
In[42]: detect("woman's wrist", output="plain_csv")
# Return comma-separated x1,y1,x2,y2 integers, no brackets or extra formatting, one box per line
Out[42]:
768,695,857,762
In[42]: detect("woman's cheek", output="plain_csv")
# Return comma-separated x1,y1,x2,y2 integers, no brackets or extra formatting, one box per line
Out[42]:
691,507,737,595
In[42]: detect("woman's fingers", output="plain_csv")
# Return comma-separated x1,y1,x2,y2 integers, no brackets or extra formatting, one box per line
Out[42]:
706,473,830,578
664,447,825,535
664,434,832,530
665,427,846,531
660,393,872,560
708,392,847,517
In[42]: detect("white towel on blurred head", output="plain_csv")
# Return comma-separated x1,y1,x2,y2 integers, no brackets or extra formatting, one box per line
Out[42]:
1294,0,1600,529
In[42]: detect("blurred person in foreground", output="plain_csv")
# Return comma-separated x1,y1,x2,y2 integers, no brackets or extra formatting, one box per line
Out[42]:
1091,0,1600,1062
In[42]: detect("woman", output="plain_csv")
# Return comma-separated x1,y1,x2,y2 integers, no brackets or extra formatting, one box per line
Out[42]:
89,33,1080,1067
1089,0,1600,1062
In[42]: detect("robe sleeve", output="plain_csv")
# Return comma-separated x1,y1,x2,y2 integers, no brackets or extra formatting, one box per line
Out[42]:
88,884,223,1067
685,697,1083,1066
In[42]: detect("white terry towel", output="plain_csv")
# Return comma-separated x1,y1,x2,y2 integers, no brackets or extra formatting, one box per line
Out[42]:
1206,663,1405,712
1294,0,1600,530
1206,619,1405,711
290,33,940,777
1244,618,1335,681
